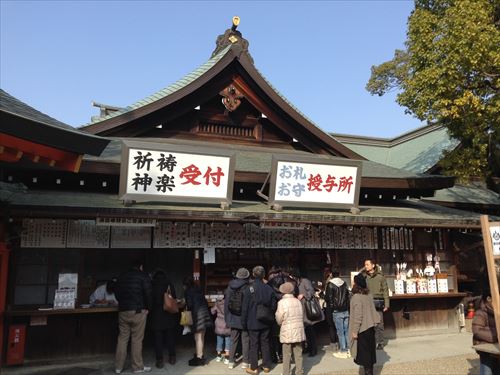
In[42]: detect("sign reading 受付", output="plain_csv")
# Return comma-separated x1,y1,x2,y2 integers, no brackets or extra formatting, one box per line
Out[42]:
119,141,235,205
269,156,362,209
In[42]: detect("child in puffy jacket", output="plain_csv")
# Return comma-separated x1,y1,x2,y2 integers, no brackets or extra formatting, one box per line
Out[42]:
211,297,231,364
275,282,306,375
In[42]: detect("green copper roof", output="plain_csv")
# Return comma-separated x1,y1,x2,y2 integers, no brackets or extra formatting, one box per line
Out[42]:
333,125,460,173
1,187,484,227
0,89,72,130
85,45,233,125
424,184,500,205
85,137,436,180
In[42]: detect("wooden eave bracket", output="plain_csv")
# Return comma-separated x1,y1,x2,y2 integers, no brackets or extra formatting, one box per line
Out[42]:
350,207,361,215
0,133,83,172
123,199,136,207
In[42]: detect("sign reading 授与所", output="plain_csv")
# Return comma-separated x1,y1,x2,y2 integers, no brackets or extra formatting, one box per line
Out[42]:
269,155,362,209
119,141,235,205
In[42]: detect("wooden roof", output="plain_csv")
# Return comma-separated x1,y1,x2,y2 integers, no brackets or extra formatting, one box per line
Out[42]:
0,90,110,172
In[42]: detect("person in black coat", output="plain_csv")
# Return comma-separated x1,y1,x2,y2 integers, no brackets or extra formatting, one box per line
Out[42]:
114,259,153,373
183,277,213,366
224,267,251,369
241,266,277,374
150,269,178,368
267,265,288,364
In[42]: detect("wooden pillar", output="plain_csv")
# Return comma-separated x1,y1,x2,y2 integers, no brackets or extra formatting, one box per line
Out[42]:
0,222,10,364
480,216,500,342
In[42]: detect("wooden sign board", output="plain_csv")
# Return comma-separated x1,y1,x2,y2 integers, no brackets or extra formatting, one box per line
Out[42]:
480,215,500,354
119,140,235,206
268,155,362,211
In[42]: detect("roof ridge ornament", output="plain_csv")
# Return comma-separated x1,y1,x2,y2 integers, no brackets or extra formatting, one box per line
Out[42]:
211,16,253,63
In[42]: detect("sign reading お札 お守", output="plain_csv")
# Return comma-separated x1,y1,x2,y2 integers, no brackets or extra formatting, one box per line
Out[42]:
269,155,362,209
119,141,235,205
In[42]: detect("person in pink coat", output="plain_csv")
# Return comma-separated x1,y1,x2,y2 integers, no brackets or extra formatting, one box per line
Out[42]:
275,282,306,375
211,297,231,364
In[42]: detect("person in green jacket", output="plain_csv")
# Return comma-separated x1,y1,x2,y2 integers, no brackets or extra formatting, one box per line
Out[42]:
362,259,389,350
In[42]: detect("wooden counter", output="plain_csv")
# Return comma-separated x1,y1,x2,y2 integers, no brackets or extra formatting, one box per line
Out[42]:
6,306,118,317
390,292,467,300
385,292,467,339
6,306,119,360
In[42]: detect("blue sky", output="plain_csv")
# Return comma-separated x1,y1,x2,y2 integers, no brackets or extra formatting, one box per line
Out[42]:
0,0,422,137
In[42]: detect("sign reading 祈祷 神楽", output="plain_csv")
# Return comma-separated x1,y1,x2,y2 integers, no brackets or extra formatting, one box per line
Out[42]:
119,141,235,205
268,155,362,210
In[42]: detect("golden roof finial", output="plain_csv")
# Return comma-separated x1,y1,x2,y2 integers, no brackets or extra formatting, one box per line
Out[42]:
232,16,240,31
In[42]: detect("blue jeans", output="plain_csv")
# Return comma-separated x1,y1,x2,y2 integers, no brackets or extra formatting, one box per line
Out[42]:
332,310,350,352
216,335,231,353
479,352,499,375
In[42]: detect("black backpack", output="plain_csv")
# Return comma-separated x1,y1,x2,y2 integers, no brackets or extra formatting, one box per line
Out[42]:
228,286,244,316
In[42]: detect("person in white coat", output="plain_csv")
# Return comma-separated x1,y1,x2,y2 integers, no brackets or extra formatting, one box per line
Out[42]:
275,282,306,375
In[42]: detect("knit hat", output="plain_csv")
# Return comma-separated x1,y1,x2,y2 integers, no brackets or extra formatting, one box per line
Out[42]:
235,267,250,279
279,282,295,295
354,273,367,289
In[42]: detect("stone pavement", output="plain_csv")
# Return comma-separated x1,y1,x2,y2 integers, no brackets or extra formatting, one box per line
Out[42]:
1,332,480,375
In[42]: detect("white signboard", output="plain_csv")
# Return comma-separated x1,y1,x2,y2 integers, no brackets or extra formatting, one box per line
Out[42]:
203,247,216,264
490,226,500,256
119,141,235,204
269,156,362,209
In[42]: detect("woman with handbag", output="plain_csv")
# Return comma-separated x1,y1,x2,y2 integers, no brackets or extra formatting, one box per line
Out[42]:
151,269,179,368
291,269,319,357
184,276,213,366
348,274,380,375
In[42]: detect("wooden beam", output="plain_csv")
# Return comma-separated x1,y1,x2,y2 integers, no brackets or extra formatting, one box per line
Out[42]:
0,146,23,162
0,133,84,172
232,77,328,155
480,215,500,347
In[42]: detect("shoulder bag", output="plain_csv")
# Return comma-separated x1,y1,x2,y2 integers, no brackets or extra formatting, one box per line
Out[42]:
163,286,179,314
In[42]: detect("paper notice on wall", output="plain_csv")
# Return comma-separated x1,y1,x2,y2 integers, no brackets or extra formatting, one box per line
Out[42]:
203,247,215,264
490,226,500,256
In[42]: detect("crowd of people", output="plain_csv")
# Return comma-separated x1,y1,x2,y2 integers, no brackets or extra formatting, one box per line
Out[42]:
105,258,392,374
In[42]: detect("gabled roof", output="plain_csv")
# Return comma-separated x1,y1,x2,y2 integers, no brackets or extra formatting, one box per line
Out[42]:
83,137,454,192
86,45,233,125
79,39,360,159
332,123,459,173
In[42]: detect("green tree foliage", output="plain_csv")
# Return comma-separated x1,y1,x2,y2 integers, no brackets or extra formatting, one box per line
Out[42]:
367,0,499,184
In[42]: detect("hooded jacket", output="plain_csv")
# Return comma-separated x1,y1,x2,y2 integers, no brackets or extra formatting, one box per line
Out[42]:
363,269,390,309
224,278,249,330
472,300,498,346
325,277,350,312
211,298,231,336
